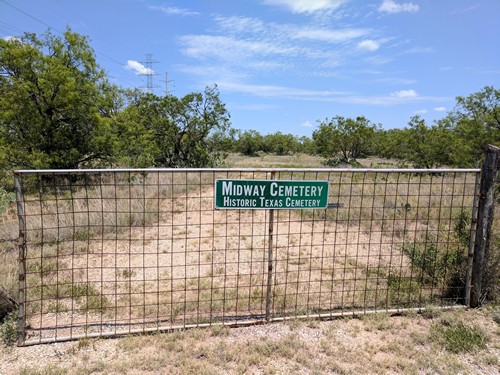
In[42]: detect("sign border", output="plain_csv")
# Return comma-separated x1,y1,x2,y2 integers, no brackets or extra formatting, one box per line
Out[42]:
214,179,330,210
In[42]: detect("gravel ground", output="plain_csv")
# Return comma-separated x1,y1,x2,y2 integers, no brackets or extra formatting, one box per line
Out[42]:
1,308,499,375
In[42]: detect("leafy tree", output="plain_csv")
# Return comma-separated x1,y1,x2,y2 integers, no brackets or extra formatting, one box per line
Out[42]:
109,89,158,168
313,116,378,160
262,132,300,155
118,85,230,168
402,116,444,168
445,86,500,166
235,130,264,156
209,128,239,153
298,135,315,154
0,29,115,170
375,128,408,160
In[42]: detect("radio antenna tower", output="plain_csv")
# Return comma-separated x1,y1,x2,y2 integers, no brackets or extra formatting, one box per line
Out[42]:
139,53,160,93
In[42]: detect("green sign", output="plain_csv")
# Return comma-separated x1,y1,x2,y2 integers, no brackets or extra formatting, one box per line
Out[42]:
215,179,329,210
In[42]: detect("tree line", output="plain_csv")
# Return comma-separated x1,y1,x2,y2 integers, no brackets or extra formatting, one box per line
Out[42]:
1,29,499,185
217,86,499,169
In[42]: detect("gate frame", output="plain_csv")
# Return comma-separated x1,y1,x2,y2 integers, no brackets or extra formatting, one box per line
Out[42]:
14,166,487,346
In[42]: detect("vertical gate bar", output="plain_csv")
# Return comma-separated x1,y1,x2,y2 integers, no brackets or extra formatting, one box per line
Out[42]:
265,171,276,322
464,172,481,306
14,172,27,346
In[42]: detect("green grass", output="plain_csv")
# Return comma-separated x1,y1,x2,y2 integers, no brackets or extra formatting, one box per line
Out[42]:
431,319,488,353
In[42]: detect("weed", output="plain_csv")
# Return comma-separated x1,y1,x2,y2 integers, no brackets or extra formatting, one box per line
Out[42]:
210,324,230,336
0,188,15,214
18,365,67,375
73,230,90,241
26,258,60,276
430,319,488,353
117,268,136,279
421,305,442,319
492,308,500,325
0,310,17,345
362,312,391,331
387,274,421,307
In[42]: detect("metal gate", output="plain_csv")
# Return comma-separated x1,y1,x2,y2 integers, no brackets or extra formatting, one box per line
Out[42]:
14,168,480,345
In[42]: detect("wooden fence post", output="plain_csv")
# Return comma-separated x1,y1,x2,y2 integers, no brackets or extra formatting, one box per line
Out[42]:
471,144,500,307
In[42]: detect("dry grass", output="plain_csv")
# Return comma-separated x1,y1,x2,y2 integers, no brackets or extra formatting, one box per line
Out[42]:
224,153,326,169
1,307,499,374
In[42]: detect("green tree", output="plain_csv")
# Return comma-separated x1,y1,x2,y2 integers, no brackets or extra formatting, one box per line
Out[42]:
375,128,408,160
298,135,315,154
313,116,378,160
118,85,230,168
263,132,300,155
209,128,239,153
403,116,443,168
446,86,500,166
235,130,264,156
0,29,115,170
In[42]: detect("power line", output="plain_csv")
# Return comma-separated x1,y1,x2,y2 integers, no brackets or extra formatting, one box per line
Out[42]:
1,1,126,69
1,0,63,33
0,20,24,35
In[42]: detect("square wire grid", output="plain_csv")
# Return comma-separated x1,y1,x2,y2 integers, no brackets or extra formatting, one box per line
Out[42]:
14,168,480,345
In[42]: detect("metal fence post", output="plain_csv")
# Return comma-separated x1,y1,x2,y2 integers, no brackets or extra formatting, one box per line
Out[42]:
471,144,500,307
465,172,481,306
265,171,276,322
14,172,27,346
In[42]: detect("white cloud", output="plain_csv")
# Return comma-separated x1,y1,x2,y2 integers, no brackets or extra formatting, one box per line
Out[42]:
372,77,417,85
414,109,428,114
405,47,434,54
379,0,419,14
334,92,448,106
365,55,393,65
262,0,347,14
179,16,375,78
149,6,200,16
3,35,21,42
217,81,343,99
125,60,154,75
214,16,266,35
391,89,418,98
302,121,314,127
291,27,369,43
180,35,294,61
186,74,448,106
358,39,380,51
434,107,447,112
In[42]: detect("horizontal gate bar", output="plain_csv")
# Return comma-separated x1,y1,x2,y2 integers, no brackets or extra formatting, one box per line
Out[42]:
14,168,481,175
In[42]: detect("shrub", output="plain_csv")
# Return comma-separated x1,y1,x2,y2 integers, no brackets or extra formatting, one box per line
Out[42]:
401,210,471,302
323,157,362,168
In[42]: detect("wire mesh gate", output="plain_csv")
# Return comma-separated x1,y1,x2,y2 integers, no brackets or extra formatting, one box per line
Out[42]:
14,168,480,345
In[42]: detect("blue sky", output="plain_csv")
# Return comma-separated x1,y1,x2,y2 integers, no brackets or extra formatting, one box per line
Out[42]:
1,0,499,136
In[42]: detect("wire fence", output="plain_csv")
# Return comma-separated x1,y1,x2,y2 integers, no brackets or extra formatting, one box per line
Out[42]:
14,168,481,345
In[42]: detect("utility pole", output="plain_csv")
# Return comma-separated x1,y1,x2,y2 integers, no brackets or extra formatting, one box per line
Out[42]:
166,71,168,96
165,71,174,96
